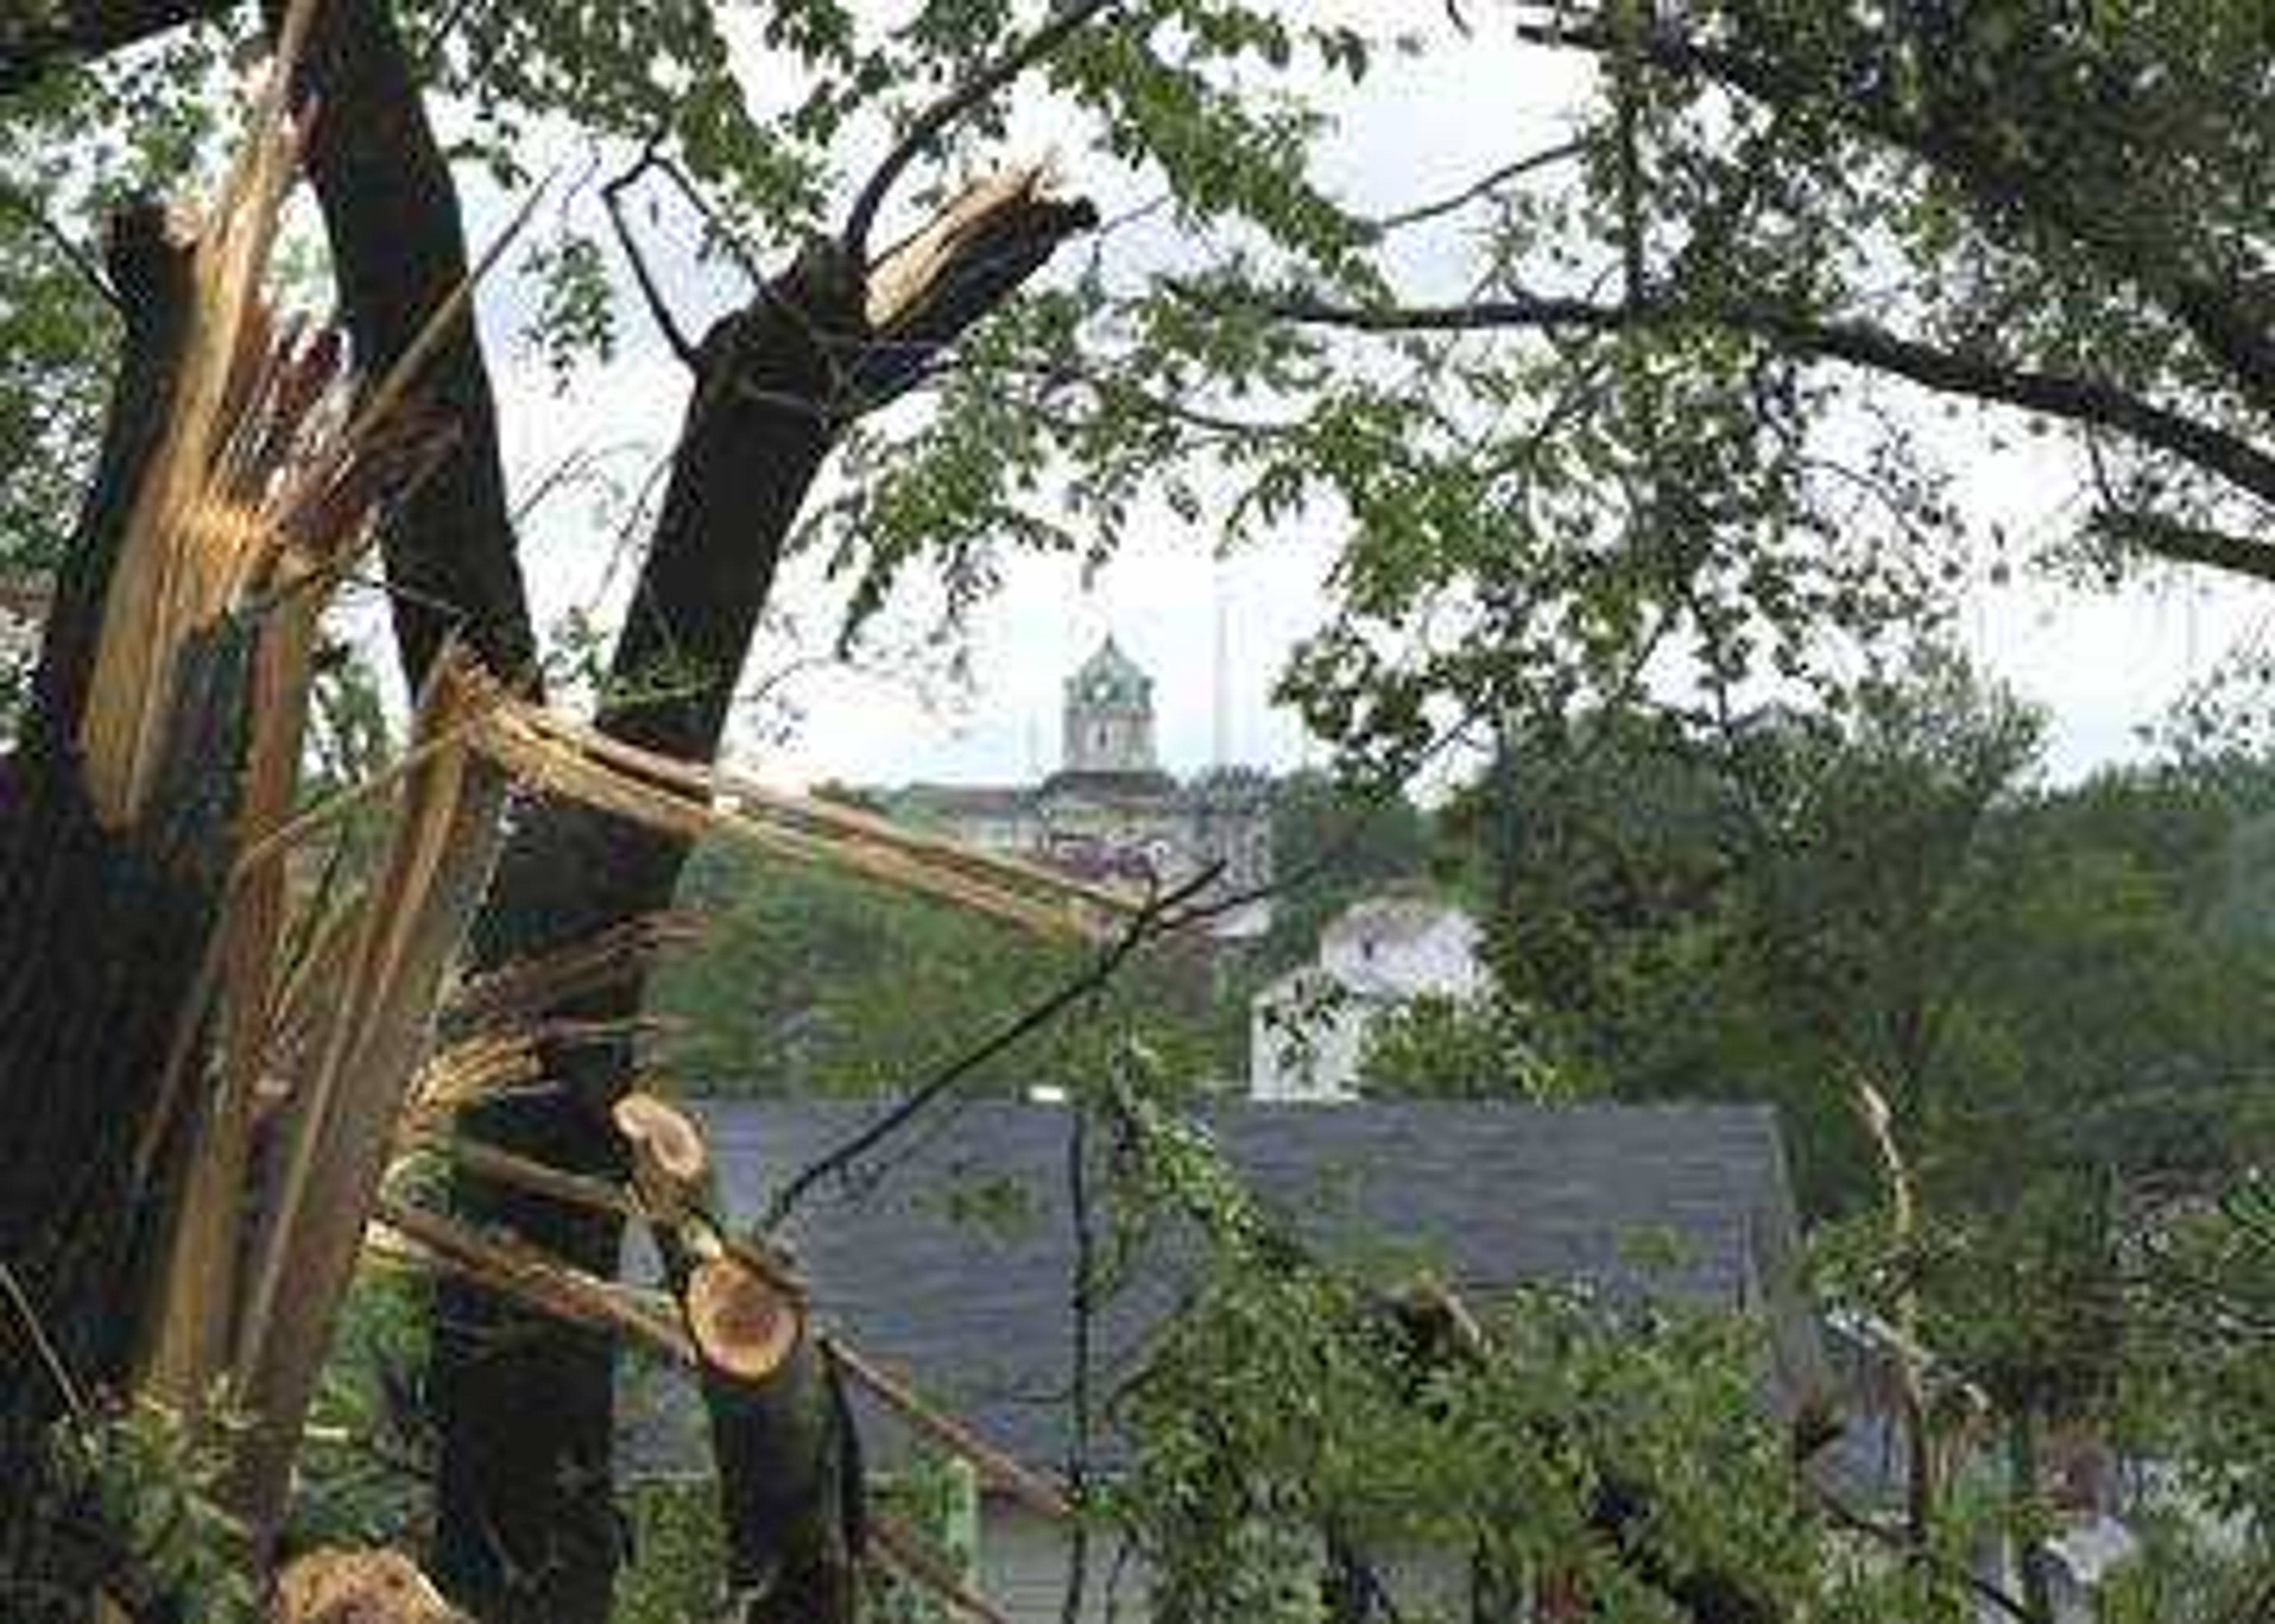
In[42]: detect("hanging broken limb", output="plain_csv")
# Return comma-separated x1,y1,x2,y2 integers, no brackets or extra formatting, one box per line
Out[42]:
1096,1081,1798,1624
762,861,1221,1232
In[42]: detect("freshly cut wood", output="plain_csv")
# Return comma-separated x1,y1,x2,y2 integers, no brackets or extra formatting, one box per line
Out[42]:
273,1547,465,1624
376,1196,693,1363
687,1253,800,1382
613,1089,710,1207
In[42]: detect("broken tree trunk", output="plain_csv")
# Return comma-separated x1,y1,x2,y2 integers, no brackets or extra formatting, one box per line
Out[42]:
0,212,244,1618
0,34,472,1595
428,182,1095,1624
4,11,1100,1623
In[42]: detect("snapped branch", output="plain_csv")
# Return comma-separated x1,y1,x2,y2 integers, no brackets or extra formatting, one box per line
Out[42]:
839,0,1119,264
2084,507,2275,587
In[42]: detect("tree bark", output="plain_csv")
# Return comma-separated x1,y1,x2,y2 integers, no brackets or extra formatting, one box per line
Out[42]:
280,0,536,693
428,206,1094,1624
5,7,1093,1617
424,241,858,1624
0,209,252,1622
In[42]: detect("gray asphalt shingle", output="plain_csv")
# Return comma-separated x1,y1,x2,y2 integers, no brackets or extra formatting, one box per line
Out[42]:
624,1098,1819,1479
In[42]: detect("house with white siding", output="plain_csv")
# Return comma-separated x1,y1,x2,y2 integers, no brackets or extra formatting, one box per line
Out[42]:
1251,895,1486,1101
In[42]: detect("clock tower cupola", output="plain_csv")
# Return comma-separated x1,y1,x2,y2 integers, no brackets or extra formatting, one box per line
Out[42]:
1062,635,1156,775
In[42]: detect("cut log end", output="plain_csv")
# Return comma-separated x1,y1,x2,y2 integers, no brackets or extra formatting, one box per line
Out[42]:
687,1254,799,1383
611,1089,709,1187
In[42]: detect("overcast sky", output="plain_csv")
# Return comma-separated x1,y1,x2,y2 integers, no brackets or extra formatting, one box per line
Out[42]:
462,9,2275,796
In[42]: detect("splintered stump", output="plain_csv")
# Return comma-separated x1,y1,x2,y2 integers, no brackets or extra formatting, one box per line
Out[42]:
0,206,257,1608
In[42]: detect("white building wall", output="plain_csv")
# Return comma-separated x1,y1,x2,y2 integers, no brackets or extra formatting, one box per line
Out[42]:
1251,899,1485,1101
1251,970,1373,1103
1319,905,1485,1000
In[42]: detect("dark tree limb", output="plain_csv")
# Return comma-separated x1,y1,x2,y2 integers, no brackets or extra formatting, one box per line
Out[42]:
428,190,1096,1624
1509,8,2275,427
277,0,539,693
603,142,701,370
1241,286,2275,514
0,212,259,1622
2084,507,2275,586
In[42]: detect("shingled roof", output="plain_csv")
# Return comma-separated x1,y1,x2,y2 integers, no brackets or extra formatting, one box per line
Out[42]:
624,1100,1826,1481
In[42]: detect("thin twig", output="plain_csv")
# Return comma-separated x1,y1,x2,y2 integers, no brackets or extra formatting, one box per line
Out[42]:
840,0,1120,261
762,863,1220,1231
414,0,494,67
0,181,120,310
603,137,701,368
0,1258,85,1418
650,148,766,286
1367,138,1592,236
